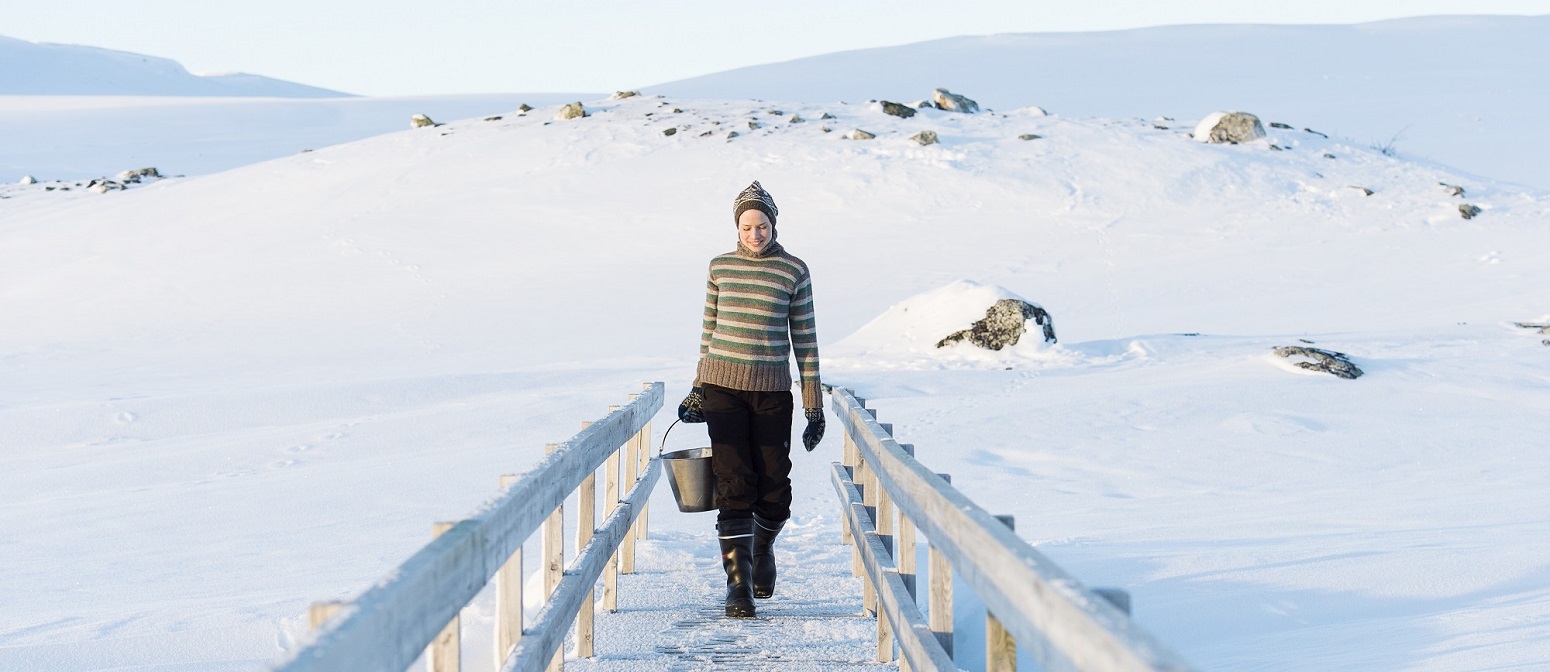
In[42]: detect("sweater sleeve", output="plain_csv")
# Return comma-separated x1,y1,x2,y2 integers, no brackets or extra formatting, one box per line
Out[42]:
788,268,822,409
693,263,719,387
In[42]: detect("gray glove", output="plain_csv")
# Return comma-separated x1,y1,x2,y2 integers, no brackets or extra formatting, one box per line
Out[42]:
801,407,825,451
678,387,705,423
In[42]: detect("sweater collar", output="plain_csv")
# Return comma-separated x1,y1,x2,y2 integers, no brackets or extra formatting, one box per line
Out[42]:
736,240,783,259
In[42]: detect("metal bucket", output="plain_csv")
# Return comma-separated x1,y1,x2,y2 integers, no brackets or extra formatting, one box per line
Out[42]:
662,447,717,513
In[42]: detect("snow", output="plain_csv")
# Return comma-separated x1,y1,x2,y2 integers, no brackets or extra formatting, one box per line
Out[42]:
4,17,1550,671
647,15,1550,190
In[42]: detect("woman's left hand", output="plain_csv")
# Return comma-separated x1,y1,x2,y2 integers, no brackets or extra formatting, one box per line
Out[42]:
801,408,825,451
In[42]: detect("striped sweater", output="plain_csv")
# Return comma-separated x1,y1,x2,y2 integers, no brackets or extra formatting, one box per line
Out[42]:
693,241,822,409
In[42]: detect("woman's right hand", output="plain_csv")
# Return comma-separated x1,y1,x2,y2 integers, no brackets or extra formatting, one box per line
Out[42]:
677,387,705,423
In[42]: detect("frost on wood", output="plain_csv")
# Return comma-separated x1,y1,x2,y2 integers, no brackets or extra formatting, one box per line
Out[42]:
1274,346,1364,379
1194,111,1267,144
937,299,1057,350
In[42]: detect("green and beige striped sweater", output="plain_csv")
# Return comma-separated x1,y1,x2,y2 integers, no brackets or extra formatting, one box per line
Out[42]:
693,241,822,409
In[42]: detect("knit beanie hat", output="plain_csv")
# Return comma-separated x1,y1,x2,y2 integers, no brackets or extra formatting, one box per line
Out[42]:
733,180,778,226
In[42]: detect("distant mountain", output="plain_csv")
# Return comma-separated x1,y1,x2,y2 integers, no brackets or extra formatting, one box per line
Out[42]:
0,34,350,97
646,15,1550,188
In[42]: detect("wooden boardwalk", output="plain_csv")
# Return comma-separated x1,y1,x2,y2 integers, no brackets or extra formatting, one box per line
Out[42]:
565,521,895,672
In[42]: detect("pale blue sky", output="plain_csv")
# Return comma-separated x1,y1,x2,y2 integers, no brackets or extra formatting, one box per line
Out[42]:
6,0,1550,96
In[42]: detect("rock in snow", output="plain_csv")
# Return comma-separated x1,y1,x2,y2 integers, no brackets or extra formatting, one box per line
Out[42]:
879,101,916,118
846,129,876,140
932,88,980,113
1194,111,1267,144
555,102,588,120
938,298,1057,350
410,114,436,129
19,175,36,185
1273,346,1364,379
911,130,939,146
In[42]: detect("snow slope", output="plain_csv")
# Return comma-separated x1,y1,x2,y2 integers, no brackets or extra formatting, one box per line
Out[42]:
648,15,1550,191
0,35,347,97
2,91,1548,671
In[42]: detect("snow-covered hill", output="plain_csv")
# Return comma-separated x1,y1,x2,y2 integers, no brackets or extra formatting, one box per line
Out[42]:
649,15,1550,190
3,91,1548,670
0,34,347,97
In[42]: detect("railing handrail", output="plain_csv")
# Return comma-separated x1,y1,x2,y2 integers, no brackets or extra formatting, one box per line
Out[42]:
274,382,664,672
829,386,1195,672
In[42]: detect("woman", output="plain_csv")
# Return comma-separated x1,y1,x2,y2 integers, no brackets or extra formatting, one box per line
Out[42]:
677,180,825,618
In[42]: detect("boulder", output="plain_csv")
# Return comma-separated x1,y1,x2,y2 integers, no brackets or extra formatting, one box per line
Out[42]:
937,299,1057,350
518,104,533,112
662,127,678,136
611,91,640,99
19,175,36,185
1440,182,1466,197
117,167,161,183
879,101,916,118
789,114,804,124
932,88,980,114
1460,203,1482,220
410,114,436,128
911,130,938,146
555,102,588,120
846,129,876,140
1273,346,1363,379
1194,112,1266,144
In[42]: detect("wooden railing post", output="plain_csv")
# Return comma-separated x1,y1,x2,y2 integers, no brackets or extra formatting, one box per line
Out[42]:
636,416,651,544
543,444,565,672
603,410,622,613
576,423,596,659
621,428,639,575
897,444,917,600
428,521,461,672
929,473,953,659
495,475,524,670
874,426,897,663
308,601,343,629
988,515,1017,672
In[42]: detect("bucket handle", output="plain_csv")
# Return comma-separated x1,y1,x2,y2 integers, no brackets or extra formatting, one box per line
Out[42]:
658,418,681,457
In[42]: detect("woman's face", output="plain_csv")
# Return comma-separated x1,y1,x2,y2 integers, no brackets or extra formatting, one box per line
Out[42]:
738,209,772,252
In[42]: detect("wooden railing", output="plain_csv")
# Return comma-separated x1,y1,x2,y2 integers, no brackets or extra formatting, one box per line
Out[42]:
274,382,663,672
829,386,1196,672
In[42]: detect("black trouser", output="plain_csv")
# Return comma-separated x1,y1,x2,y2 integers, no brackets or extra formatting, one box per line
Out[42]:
702,383,794,523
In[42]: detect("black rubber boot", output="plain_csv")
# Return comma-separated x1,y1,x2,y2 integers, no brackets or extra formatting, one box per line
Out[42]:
718,519,757,618
751,513,786,598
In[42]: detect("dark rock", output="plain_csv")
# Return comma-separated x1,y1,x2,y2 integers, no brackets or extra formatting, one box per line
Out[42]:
789,114,804,124
672,108,683,113
1515,322,1550,334
726,131,740,140
611,91,640,99
1303,128,1328,138
483,115,503,121
410,114,436,128
518,104,533,112
1323,152,1337,159
1274,346,1363,379
699,130,714,137
748,120,760,130
1270,122,1294,129
880,101,916,118
820,112,836,120
662,127,678,136
767,109,784,116
1018,134,1042,141
1460,204,1482,219
1350,186,1374,196
937,299,1057,350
